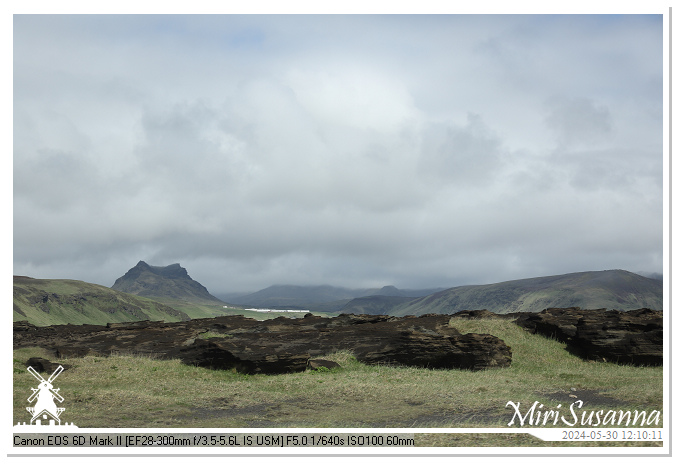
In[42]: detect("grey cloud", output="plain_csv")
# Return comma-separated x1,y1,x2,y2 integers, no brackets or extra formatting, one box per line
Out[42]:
545,97,612,148
549,148,662,194
418,113,504,186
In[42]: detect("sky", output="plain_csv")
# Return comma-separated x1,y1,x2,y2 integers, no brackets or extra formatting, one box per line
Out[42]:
12,12,666,294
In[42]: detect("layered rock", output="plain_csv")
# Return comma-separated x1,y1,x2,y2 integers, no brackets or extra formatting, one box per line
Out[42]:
13,313,512,374
513,307,662,366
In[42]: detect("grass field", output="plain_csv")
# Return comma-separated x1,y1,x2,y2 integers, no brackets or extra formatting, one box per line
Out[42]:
12,317,663,447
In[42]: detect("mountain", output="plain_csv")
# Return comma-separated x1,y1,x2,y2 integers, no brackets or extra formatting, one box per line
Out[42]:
13,276,190,326
389,270,663,316
225,284,361,308
224,284,444,310
339,295,418,315
112,261,223,305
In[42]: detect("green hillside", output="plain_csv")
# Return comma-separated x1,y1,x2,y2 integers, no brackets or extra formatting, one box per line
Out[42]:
391,270,662,316
13,276,191,326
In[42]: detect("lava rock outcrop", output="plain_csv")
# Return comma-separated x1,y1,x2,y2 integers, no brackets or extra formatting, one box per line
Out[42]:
513,307,662,366
13,313,512,374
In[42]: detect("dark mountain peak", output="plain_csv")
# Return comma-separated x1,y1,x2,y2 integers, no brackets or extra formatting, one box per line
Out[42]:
380,285,398,291
151,263,188,279
132,260,153,272
374,285,403,297
123,261,190,281
112,261,221,304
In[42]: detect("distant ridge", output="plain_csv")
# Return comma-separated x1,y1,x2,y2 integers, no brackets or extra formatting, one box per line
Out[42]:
112,261,223,304
390,270,663,316
223,284,444,311
223,270,661,315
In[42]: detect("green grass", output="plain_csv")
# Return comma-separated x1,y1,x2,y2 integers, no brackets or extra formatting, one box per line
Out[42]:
12,317,663,447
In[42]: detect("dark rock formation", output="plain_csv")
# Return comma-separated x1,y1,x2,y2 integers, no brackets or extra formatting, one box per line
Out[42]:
179,338,311,375
513,307,662,366
13,313,512,374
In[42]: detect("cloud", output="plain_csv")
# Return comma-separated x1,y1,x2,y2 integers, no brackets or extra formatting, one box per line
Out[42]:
545,97,612,148
13,14,664,293
418,113,505,186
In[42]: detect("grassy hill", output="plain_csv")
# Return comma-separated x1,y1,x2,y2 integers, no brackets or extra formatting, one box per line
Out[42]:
13,276,190,326
391,270,662,316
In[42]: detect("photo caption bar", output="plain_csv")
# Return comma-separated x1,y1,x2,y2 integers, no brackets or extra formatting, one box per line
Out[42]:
12,433,416,448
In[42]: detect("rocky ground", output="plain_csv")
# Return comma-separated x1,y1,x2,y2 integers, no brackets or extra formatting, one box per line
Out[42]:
14,307,662,375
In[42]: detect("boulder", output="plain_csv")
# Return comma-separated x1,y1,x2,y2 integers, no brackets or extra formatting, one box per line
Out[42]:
179,339,311,375
317,316,511,371
447,333,514,370
513,307,586,341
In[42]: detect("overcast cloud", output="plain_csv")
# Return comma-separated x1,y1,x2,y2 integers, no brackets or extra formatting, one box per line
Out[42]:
13,13,664,293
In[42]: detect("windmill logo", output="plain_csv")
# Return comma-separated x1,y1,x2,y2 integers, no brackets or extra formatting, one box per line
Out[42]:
16,365,77,427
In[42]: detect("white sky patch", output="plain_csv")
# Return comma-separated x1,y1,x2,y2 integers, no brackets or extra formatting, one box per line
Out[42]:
287,64,418,133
